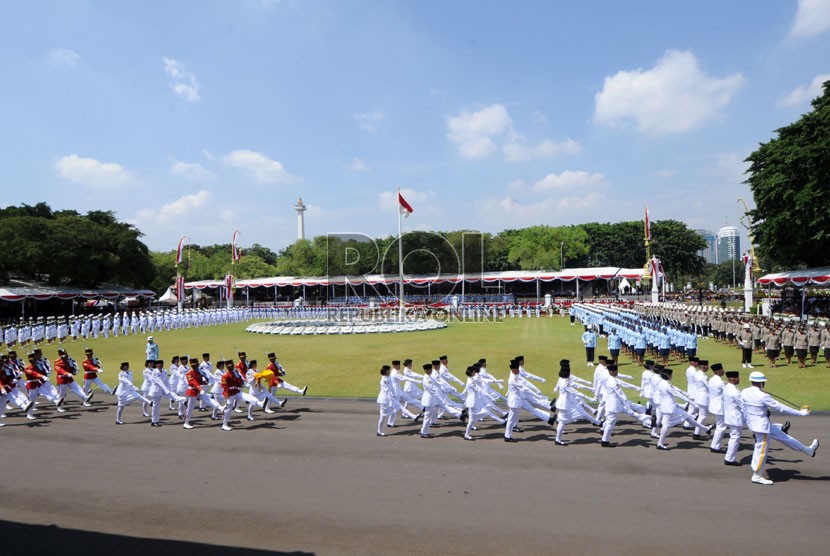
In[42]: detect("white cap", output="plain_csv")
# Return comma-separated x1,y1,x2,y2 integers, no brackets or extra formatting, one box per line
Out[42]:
147,336,154,341
749,371,767,382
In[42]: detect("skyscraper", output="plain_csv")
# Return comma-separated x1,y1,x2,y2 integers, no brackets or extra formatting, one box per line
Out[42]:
716,226,740,264
695,229,717,264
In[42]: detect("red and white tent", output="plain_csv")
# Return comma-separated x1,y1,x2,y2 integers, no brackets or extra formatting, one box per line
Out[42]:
757,267,830,287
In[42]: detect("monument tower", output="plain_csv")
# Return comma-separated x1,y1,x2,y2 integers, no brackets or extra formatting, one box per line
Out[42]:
294,196,307,240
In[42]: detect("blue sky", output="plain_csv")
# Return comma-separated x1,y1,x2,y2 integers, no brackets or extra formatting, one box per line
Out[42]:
1,0,829,253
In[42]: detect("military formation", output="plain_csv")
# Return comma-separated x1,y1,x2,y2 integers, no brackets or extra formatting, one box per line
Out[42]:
0,342,308,431
373,302,820,486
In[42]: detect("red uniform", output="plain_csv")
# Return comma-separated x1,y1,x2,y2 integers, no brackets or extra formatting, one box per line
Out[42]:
266,361,285,388
82,358,100,380
221,369,244,398
186,368,207,397
23,364,47,390
54,357,76,385
234,360,247,374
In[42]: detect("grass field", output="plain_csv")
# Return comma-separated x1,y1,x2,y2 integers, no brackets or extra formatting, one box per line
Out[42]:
51,315,830,410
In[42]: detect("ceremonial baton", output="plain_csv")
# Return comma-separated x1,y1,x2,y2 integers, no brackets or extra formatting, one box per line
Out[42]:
765,390,811,412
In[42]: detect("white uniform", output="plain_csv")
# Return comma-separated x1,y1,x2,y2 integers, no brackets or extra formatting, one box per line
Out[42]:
740,385,812,480
115,368,152,424
693,368,710,435
419,371,441,436
707,374,727,451
722,382,744,464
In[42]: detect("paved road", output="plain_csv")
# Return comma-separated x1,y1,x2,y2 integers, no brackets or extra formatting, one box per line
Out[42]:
1,396,827,555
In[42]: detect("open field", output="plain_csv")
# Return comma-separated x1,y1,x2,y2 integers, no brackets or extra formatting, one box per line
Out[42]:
0,397,828,555
45,315,830,410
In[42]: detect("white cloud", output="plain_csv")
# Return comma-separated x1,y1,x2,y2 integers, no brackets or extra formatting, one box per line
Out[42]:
479,192,609,224
503,137,582,163
137,190,213,223
354,110,384,132
532,170,606,192
594,50,745,136
446,104,512,159
778,73,830,107
170,159,216,182
222,149,296,184
349,158,369,172
47,48,79,68
55,154,133,187
790,0,830,38
202,149,215,160
651,168,677,179
162,57,201,102
711,152,750,185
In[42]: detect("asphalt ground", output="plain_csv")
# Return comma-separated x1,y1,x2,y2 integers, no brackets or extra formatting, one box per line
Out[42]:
1,395,828,556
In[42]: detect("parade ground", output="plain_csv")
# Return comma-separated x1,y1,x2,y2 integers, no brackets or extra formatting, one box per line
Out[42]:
1,396,827,556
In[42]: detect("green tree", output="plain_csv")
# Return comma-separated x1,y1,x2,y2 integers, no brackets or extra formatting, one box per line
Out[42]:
746,80,830,269
650,219,706,282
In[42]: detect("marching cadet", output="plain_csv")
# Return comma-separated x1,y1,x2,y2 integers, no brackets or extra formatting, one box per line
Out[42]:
147,359,184,427
115,362,152,425
655,368,710,451
692,360,711,439
707,363,727,453
386,360,423,427
54,348,93,409
807,323,822,365
740,371,818,485
183,357,222,429
461,366,506,441
24,352,63,419
419,363,440,438
221,358,247,431
738,324,754,368
581,325,598,366
793,325,809,369
1,354,33,425
553,362,600,446
600,364,650,447
264,352,307,406
376,365,394,436
764,326,781,368
722,371,744,466
82,348,113,397
209,360,227,420
145,336,159,362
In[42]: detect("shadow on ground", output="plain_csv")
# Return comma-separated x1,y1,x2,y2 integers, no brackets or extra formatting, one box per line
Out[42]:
0,521,313,556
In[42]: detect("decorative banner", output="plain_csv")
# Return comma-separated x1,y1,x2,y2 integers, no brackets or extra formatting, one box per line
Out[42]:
225,273,234,294
232,230,241,262
743,253,752,279
398,191,413,217
176,236,189,265
644,206,651,241
175,275,186,300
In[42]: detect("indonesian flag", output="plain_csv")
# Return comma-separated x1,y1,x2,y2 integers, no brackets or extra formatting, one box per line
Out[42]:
644,207,651,241
175,275,186,301
225,273,234,295
232,231,241,262
398,191,413,217
176,236,189,265
743,253,752,278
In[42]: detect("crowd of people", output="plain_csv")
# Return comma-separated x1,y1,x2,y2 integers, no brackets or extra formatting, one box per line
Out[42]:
0,341,308,431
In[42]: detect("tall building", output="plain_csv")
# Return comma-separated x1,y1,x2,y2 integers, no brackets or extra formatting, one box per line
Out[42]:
716,226,740,264
294,196,307,240
695,229,717,264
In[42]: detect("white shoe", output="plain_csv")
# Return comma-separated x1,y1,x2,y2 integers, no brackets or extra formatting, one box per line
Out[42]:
747,364,754,369
115,420,124,425
741,364,747,368
264,408,275,414
752,474,773,485
183,423,194,429
0,422,6,427
221,424,232,431
57,408,66,413
805,439,819,457
233,408,243,413
83,402,91,407
26,414,36,420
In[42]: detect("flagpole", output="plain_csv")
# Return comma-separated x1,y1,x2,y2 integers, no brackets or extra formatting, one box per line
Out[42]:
397,187,405,321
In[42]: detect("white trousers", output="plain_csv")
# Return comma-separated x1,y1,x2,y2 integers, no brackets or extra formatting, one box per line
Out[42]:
751,425,810,476
504,407,521,439
725,425,742,463
58,381,87,402
420,405,437,435
84,377,112,395
709,413,726,450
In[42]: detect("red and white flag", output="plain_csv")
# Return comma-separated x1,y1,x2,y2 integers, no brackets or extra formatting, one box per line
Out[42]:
176,236,188,265
398,191,413,218
225,273,234,295
644,207,652,241
232,231,241,262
